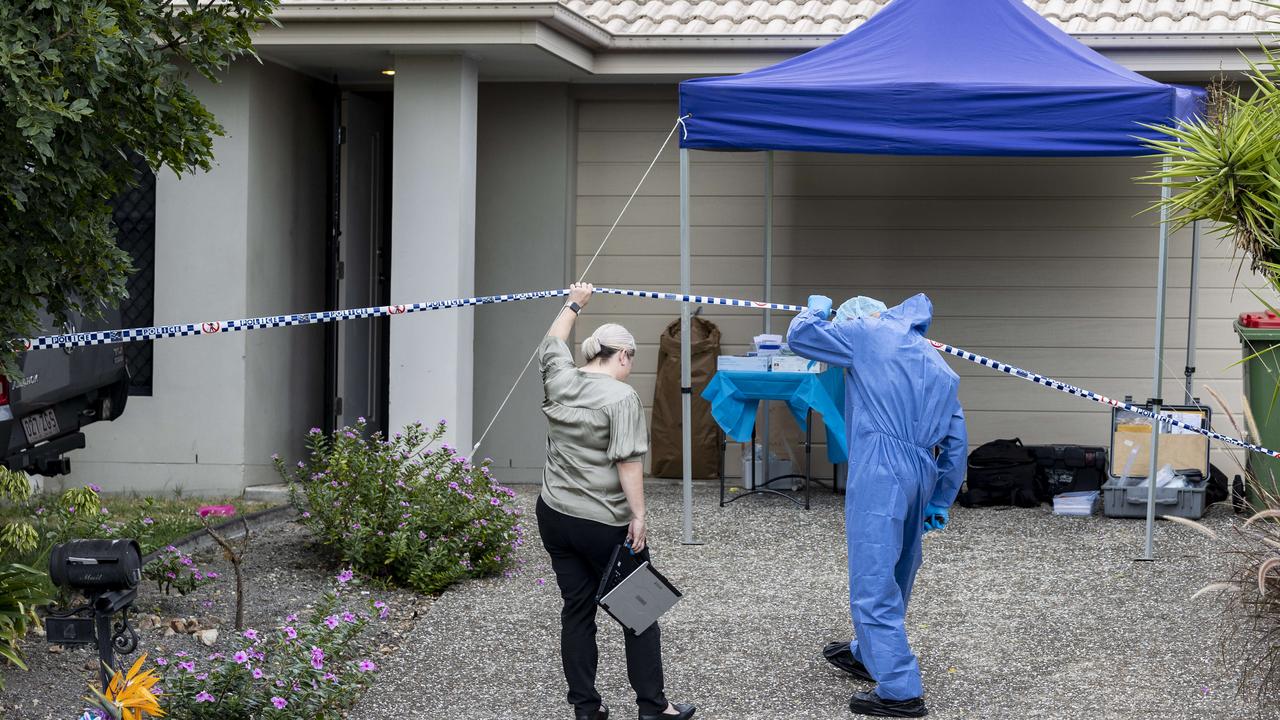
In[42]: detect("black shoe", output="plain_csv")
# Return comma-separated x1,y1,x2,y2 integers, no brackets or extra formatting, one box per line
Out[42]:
576,703,608,720
823,641,873,682
848,690,927,718
638,703,695,720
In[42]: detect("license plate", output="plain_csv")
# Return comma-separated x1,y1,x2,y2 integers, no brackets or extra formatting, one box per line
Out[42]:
22,409,60,444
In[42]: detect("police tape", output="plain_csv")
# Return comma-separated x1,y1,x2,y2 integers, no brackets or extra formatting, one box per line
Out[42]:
21,286,1280,459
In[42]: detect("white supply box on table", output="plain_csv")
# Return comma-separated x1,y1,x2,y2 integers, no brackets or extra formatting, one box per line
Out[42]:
770,356,826,374
716,355,770,372
716,354,827,373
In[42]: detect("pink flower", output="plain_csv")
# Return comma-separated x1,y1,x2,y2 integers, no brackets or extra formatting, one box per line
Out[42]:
374,601,389,620
206,571,219,579
198,504,236,518
88,483,101,493
178,661,196,673
337,569,353,584
310,647,325,670
342,612,357,624
243,629,258,641
324,615,340,630
358,660,377,672
195,692,215,703
233,651,249,664
154,657,168,666
284,626,297,640
252,668,265,679
271,697,288,710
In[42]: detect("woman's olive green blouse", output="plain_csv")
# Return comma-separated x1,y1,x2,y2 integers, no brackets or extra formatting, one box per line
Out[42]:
539,335,648,526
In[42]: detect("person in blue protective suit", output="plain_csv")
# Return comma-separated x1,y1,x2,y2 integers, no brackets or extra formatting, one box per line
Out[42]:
787,293,967,718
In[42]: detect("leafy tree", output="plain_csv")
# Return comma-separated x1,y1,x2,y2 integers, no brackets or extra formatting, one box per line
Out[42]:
0,0,278,379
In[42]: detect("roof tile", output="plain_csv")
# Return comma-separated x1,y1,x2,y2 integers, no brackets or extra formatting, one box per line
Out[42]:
558,0,1280,35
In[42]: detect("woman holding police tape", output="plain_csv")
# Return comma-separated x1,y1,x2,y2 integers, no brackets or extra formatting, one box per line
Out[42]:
536,282,695,720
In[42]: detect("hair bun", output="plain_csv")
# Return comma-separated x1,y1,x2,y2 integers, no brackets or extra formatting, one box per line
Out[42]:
582,335,602,361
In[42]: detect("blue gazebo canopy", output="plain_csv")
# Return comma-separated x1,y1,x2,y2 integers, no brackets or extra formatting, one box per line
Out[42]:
678,0,1204,156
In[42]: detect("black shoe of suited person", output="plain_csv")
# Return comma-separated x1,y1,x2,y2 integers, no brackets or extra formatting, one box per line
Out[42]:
823,641,874,683
575,703,608,720
638,703,695,720
848,690,928,718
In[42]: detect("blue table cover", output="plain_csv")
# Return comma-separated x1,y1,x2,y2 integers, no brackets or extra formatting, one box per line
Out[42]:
701,368,847,465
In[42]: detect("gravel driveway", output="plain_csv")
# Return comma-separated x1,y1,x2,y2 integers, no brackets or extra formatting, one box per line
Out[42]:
352,481,1279,720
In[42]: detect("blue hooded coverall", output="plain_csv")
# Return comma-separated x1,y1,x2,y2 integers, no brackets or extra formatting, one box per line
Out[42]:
787,293,967,701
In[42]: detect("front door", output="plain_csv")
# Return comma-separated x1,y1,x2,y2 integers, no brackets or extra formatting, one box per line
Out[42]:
334,91,391,435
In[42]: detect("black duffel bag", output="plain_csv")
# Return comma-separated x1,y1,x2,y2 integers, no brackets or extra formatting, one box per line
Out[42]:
1028,445,1108,501
958,438,1040,508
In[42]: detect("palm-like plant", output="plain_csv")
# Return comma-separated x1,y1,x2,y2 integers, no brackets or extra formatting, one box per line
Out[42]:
1144,66,1280,287
1185,387,1280,701
1171,500,1280,701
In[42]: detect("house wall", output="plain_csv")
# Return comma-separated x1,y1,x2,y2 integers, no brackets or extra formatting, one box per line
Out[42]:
65,60,328,496
573,90,1260,476
473,83,573,483
243,61,330,487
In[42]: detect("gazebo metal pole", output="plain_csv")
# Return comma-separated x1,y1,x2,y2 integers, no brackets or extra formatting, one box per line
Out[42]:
680,148,697,545
1185,221,1201,405
761,152,773,489
1143,164,1173,560
764,152,774,334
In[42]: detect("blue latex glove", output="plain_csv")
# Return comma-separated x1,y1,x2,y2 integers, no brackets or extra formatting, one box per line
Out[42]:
807,294,833,321
923,503,950,534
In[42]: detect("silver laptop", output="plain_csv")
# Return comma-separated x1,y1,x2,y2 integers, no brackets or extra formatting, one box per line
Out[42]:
598,557,682,634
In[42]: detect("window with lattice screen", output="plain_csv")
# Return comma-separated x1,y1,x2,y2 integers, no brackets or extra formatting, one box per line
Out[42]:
110,153,155,396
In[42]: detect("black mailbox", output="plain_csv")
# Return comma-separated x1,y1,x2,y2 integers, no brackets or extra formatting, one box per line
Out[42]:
49,539,142,592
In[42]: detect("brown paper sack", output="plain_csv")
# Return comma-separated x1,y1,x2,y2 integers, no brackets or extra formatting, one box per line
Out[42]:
650,316,721,478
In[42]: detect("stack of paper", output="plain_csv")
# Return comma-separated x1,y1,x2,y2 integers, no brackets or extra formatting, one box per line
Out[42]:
1053,491,1100,516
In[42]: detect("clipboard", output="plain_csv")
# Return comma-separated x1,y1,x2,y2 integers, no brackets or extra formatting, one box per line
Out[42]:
595,544,682,635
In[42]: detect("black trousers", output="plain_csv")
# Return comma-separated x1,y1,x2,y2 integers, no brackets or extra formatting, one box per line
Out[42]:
536,496,668,715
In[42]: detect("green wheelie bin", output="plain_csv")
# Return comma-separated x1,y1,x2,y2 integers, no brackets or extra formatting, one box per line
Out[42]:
1236,311,1280,507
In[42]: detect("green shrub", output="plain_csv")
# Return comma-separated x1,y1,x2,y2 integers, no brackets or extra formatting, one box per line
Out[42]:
0,563,49,687
143,545,220,596
278,419,524,594
153,572,386,719
0,469,52,685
